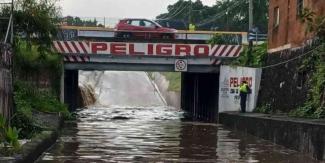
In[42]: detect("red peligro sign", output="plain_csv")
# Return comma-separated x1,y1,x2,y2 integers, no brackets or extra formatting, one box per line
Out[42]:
53,41,242,58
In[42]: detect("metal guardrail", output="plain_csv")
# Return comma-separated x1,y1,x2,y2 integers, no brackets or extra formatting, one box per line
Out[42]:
58,26,247,44
59,25,247,35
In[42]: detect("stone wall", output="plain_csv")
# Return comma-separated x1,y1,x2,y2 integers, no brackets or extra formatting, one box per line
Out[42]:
257,46,314,112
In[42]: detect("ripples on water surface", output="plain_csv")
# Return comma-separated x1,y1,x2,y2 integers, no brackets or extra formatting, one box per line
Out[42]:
37,106,317,163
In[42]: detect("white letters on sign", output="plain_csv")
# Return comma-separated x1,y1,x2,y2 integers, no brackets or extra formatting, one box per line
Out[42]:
218,65,262,113
53,41,243,58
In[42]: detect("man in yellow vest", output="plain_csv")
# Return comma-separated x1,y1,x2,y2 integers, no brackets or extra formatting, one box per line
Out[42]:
189,23,196,31
239,81,250,113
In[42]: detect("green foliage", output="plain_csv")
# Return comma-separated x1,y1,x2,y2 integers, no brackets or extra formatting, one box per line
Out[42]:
5,127,20,150
288,11,325,119
0,116,6,143
14,81,69,116
64,16,100,27
0,115,21,155
12,81,70,138
162,72,181,92
254,103,272,114
207,33,241,45
13,82,43,138
14,39,62,95
290,43,325,119
299,8,325,41
231,43,268,67
14,0,60,48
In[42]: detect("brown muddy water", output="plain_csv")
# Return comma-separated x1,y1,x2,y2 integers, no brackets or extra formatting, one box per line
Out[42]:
36,106,318,163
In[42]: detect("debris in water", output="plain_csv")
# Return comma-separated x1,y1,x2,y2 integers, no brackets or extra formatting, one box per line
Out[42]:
112,116,130,120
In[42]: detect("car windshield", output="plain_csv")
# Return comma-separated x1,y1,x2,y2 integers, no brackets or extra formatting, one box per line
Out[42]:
151,20,162,28
125,19,163,28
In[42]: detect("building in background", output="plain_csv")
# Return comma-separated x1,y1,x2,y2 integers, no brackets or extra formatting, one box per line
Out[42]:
267,0,325,53
257,0,324,113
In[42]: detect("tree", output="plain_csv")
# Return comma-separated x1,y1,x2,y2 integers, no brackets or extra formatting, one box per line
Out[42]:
14,0,60,49
156,0,269,32
63,16,99,27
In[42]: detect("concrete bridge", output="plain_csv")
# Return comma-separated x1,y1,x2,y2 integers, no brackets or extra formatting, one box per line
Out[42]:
54,27,243,122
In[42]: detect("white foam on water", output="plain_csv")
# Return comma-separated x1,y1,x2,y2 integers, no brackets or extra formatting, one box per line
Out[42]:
79,71,166,108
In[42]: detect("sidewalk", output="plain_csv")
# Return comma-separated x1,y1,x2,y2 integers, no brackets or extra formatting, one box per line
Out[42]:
219,112,325,161
221,111,325,125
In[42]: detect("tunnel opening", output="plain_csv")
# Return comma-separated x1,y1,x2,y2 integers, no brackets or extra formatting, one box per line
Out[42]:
64,70,220,123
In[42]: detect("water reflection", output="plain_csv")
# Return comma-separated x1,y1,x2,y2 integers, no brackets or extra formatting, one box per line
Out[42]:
37,106,317,163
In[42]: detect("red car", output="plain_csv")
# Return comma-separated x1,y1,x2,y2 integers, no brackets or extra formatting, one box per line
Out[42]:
115,18,177,39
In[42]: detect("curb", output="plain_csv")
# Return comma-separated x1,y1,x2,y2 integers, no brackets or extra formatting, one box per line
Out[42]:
14,116,64,163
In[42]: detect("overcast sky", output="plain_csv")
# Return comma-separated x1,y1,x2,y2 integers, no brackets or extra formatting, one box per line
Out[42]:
58,0,216,19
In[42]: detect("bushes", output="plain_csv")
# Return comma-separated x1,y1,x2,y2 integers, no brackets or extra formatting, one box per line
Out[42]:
254,103,272,114
231,43,268,67
0,115,20,156
289,43,325,118
14,39,62,95
11,38,69,139
12,81,69,139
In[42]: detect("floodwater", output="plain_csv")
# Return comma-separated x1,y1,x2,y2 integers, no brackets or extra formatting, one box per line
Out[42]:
37,71,318,162
36,106,317,163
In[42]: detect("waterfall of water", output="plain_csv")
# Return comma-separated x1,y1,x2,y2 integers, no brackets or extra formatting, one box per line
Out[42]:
78,71,166,108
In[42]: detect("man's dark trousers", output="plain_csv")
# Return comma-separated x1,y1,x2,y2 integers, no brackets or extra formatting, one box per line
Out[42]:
240,92,247,113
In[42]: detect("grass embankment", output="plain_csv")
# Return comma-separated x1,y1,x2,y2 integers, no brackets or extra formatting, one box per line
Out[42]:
147,72,181,92
161,72,181,92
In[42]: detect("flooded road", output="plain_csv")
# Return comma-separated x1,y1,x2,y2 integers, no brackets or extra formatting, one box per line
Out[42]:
37,106,317,163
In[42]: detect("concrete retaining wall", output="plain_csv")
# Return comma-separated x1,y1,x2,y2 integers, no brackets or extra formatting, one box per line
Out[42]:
257,46,315,113
219,112,325,160
151,72,181,109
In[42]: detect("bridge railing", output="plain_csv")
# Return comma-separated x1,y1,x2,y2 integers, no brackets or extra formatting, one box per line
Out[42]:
57,26,247,44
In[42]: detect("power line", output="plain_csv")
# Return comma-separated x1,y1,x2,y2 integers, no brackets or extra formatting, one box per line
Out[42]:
157,3,190,20
259,45,324,69
158,0,188,20
196,0,242,27
196,0,243,27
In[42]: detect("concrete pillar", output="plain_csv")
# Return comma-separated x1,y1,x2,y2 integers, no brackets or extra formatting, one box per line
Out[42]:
64,70,79,111
60,65,65,103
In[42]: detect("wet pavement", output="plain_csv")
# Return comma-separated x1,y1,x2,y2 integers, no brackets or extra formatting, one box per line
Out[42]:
36,106,319,163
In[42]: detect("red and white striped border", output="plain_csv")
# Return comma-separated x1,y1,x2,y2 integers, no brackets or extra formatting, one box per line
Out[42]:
53,41,242,58
211,59,222,66
209,45,242,58
54,41,90,54
64,55,90,62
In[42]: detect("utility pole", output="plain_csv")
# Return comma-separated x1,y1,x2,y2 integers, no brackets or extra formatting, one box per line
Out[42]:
188,0,192,29
249,0,253,30
247,0,254,66
10,0,14,44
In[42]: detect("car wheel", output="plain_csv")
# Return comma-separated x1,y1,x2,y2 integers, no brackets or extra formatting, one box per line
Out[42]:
122,33,132,39
162,34,171,39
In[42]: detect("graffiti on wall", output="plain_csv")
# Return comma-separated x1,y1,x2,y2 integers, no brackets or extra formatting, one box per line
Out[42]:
219,66,262,112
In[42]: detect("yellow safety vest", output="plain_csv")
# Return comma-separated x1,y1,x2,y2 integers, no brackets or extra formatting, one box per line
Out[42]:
189,24,196,31
239,84,248,93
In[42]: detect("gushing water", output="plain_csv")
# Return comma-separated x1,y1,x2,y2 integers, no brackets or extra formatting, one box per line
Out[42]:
79,71,165,107
37,71,316,162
